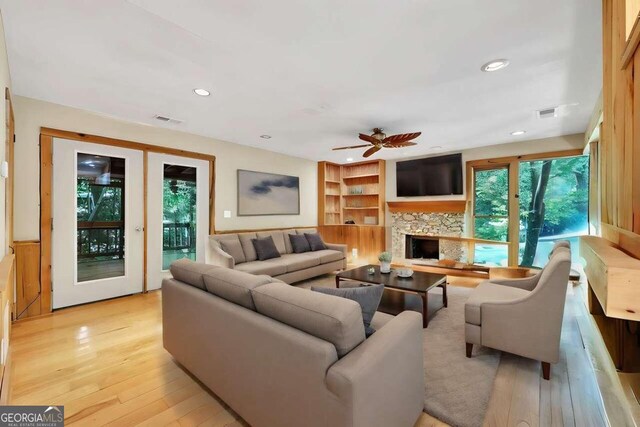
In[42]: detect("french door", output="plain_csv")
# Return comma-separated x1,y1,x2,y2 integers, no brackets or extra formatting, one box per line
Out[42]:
146,153,209,291
52,139,144,309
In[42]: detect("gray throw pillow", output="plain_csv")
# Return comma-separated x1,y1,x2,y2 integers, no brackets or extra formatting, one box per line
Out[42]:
289,234,311,253
305,233,328,251
251,236,281,261
219,239,246,264
311,284,384,337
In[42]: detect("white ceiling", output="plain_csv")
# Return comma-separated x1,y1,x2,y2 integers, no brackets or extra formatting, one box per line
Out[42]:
0,0,601,162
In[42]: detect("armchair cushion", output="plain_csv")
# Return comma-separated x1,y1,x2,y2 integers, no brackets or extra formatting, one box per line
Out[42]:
465,281,529,326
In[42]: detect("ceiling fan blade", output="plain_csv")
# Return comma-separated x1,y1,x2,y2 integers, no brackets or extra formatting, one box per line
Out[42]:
383,141,418,148
332,144,372,151
363,146,381,158
359,133,380,144
383,132,422,144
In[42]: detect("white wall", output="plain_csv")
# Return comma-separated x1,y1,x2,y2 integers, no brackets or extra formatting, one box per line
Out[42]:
13,96,318,240
0,13,11,256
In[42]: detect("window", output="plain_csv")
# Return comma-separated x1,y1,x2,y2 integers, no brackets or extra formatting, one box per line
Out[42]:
473,167,509,266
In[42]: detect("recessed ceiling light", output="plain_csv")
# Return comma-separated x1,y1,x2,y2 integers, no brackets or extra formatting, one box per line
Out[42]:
432,146,443,150
260,135,272,139
346,157,354,162
193,88,210,96
481,59,509,72
510,130,526,136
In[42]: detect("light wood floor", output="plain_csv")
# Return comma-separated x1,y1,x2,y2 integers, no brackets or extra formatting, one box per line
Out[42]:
9,279,617,427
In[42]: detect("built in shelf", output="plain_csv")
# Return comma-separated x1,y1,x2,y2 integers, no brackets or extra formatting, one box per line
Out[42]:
342,173,380,180
326,180,341,184
343,207,379,210
342,193,379,197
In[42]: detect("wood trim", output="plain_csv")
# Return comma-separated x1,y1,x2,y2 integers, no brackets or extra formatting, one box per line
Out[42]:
14,241,40,320
40,127,216,162
466,149,585,168
622,13,640,69
386,200,466,213
215,226,318,235
143,151,148,293
5,88,14,260
209,159,216,234
39,135,52,314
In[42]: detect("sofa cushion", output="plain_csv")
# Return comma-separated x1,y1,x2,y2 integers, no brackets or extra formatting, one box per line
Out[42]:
303,249,345,265
201,267,273,310
252,236,282,261
280,253,320,272
257,231,287,254
282,229,297,253
311,284,384,337
235,259,287,276
238,232,258,262
289,234,311,253
252,282,366,357
465,281,530,326
169,259,217,290
219,238,246,265
305,233,328,251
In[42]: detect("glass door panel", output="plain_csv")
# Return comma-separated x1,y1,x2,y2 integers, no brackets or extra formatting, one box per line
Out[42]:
473,167,509,266
76,153,126,282
518,156,589,267
162,164,197,269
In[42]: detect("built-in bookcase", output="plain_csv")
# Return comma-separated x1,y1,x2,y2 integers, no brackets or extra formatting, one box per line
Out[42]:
318,159,385,226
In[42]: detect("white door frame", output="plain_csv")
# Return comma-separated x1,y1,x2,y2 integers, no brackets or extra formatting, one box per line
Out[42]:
52,138,144,309
146,153,209,291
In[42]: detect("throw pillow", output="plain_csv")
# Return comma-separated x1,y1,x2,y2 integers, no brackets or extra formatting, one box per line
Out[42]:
219,239,246,264
311,284,384,336
305,233,328,251
251,236,281,261
289,234,311,253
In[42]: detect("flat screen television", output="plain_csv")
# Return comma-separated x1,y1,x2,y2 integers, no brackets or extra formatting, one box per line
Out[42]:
396,153,463,196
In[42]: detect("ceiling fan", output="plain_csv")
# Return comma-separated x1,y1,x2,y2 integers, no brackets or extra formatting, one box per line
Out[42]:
332,128,422,158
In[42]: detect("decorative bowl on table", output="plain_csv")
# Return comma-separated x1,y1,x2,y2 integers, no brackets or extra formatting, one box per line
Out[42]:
396,268,414,278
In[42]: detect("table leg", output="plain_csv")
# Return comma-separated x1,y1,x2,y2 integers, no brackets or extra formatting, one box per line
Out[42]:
441,283,448,307
420,292,429,328
335,276,341,288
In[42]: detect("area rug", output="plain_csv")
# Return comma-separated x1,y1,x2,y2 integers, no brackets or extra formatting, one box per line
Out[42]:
299,275,501,427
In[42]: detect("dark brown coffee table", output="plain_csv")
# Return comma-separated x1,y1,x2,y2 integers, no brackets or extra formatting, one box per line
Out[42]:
335,264,447,328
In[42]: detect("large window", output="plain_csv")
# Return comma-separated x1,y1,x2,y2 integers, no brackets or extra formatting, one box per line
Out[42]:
469,152,589,267
518,156,589,267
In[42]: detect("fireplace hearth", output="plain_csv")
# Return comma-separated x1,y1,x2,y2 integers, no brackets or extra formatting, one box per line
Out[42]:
405,235,439,259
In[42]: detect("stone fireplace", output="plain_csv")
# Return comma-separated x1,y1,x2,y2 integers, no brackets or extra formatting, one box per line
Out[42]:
391,211,465,261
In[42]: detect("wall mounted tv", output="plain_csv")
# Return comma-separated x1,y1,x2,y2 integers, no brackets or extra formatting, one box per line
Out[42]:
396,153,463,196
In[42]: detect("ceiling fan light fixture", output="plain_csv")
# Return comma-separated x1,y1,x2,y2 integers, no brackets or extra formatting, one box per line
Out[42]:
481,59,509,72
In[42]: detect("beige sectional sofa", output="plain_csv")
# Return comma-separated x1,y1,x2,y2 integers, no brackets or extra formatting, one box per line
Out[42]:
208,228,347,283
163,259,425,427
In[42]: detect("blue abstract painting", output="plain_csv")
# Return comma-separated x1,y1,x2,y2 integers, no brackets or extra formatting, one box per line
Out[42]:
237,170,300,215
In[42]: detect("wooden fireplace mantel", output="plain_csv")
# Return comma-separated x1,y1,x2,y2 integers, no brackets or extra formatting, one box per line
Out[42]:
387,200,466,213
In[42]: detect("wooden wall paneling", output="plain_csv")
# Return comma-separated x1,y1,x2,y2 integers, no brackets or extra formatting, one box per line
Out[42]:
317,162,327,226
386,201,466,213
508,163,519,266
634,53,640,233
39,135,52,314
14,241,40,319
623,60,634,230
209,159,216,234
603,0,613,226
589,141,601,235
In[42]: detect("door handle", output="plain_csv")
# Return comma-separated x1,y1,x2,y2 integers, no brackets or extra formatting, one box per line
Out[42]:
135,226,142,232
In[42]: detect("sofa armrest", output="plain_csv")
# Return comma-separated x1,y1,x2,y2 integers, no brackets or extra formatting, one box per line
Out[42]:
325,311,424,427
326,243,347,257
489,271,541,291
207,239,235,269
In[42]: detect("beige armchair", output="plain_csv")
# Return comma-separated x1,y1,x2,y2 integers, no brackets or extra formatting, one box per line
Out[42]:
464,247,571,380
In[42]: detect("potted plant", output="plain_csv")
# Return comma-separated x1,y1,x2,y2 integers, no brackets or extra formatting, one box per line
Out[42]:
378,251,392,273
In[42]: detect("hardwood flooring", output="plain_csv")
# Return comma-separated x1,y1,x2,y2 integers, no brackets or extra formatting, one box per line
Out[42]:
9,277,622,426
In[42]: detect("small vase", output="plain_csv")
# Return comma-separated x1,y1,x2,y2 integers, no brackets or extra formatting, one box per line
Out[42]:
380,261,391,273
